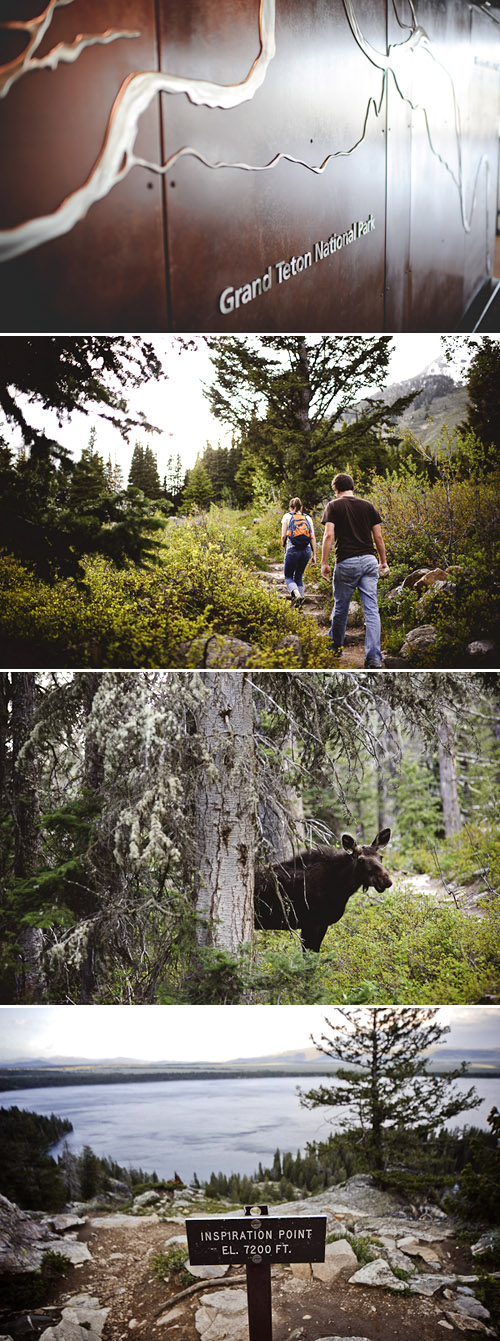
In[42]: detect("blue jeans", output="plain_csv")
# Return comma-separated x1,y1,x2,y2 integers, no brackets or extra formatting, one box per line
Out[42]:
329,554,382,666
284,543,311,595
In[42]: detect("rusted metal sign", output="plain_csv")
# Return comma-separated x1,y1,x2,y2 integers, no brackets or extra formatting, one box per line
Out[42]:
186,1211,327,1265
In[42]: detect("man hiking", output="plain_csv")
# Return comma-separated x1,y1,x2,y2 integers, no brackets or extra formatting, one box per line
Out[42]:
321,472,390,668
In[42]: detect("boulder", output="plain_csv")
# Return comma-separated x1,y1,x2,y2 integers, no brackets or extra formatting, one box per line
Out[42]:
349,1257,407,1291
0,1195,89,1276
400,625,437,658
276,634,303,663
290,1261,312,1280
195,1287,249,1340
312,1239,358,1282
401,568,431,590
409,1274,479,1298
48,1240,91,1265
467,640,495,659
396,1236,442,1266
443,1314,492,1335
43,1216,85,1235
413,568,449,592
450,1297,491,1322
133,1190,160,1209
178,635,253,669
415,581,455,614
471,1232,500,1258
39,1295,109,1341
189,1264,229,1280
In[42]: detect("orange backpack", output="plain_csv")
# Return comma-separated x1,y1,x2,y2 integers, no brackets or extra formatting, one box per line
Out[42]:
287,513,312,549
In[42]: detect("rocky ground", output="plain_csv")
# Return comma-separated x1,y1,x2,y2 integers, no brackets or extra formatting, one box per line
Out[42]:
1,1178,497,1341
257,560,497,670
259,561,367,668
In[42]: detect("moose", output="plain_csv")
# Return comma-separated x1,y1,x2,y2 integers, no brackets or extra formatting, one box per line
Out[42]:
254,829,392,952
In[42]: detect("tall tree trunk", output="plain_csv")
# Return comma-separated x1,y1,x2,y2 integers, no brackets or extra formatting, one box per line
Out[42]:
195,673,256,951
436,708,462,837
369,1008,385,1173
11,673,46,999
296,336,313,482
80,672,104,1002
0,674,10,883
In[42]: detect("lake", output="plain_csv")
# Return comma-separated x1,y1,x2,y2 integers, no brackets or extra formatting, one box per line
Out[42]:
1,1075,498,1184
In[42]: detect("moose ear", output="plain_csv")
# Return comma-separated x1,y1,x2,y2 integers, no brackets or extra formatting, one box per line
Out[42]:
372,828,391,849
342,833,357,852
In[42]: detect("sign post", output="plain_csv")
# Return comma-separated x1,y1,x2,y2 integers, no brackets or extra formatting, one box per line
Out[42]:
186,1204,327,1341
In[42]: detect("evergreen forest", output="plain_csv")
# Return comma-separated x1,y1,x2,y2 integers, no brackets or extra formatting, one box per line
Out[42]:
1,670,499,1006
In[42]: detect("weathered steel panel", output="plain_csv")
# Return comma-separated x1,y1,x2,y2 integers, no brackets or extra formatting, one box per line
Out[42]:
0,0,167,331
0,0,498,330
160,0,387,332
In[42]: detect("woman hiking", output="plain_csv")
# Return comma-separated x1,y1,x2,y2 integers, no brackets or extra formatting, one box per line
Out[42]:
281,496,316,602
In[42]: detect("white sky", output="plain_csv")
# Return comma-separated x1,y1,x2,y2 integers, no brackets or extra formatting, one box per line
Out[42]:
4,333,466,482
0,1005,498,1065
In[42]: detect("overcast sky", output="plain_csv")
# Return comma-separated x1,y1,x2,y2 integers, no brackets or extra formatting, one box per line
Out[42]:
5,333,475,483
1,1005,498,1065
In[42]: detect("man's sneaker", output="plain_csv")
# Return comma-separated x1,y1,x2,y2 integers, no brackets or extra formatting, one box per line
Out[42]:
364,660,383,669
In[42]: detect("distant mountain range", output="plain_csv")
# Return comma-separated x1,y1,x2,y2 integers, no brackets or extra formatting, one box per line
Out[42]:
346,356,468,450
1,1045,499,1082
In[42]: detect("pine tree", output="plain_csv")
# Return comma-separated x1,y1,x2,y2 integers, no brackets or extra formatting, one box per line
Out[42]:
104,455,125,492
182,455,213,509
205,336,417,503
128,441,162,498
464,337,500,468
69,428,108,508
300,1007,480,1179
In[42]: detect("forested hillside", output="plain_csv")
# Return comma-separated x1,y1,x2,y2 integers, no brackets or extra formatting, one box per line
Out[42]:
1,671,499,1006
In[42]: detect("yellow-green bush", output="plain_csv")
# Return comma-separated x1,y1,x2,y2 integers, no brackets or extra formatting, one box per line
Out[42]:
255,883,500,1004
0,519,332,668
371,471,500,569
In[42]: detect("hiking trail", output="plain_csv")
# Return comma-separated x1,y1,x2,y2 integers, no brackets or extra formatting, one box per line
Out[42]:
259,560,367,668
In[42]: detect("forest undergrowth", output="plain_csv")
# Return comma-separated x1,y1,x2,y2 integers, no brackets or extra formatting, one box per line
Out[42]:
1,466,499,667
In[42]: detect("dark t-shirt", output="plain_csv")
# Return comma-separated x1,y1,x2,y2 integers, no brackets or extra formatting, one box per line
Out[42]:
321,495,382,562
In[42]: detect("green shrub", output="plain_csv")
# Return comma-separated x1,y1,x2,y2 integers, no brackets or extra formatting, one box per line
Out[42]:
150,1243,194,1288
0,524,334,668
254,882,500,1004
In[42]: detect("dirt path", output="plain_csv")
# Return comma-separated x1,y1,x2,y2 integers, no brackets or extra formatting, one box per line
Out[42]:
46,1207,486,1341
396,870,494,920
259,561,367,668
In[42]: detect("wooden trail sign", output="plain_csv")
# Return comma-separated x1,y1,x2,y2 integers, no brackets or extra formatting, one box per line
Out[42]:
186,1205,327,1341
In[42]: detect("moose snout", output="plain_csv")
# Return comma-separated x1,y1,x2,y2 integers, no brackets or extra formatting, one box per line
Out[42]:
376,875,392,892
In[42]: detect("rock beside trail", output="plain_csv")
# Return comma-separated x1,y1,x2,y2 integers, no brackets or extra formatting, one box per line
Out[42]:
166,1232,229,1279
349,1257,407,1292
177,634,253,668
0,1195,90,1276
312,1239,358,1282
467,639,496,658
400,624,437,657
39,1294,109,1341
133,1190,161,1209
195,1287,249,1341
